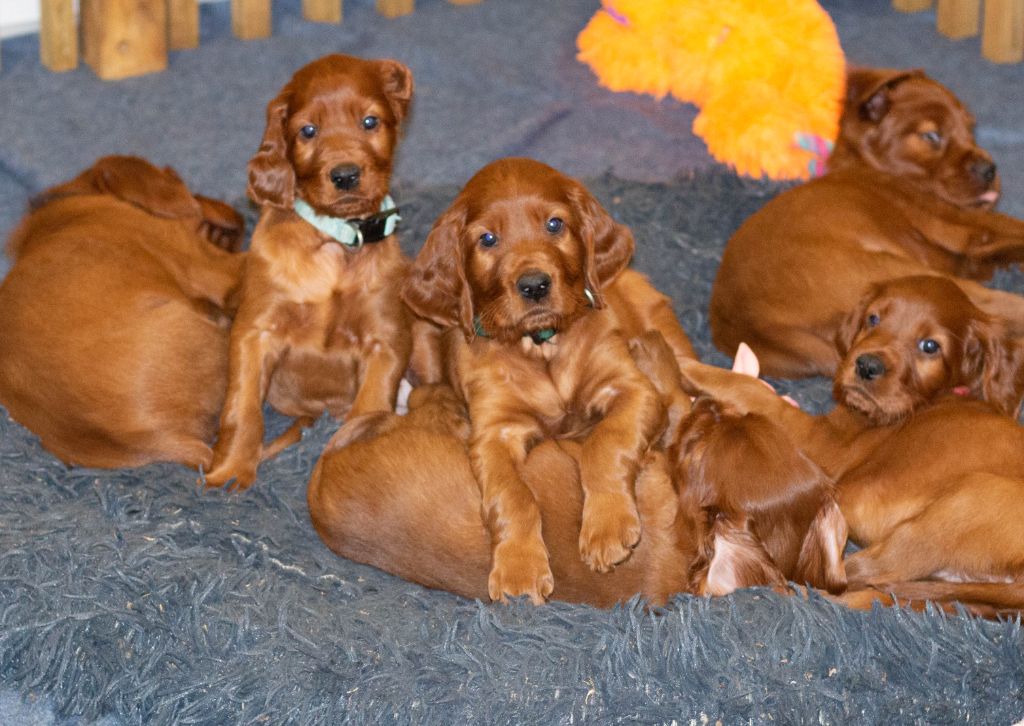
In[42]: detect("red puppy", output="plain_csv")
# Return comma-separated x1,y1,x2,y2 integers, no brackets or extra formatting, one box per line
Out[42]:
205,54,437,489
0,155,244,468
710,67,1024,378
400,158,697,603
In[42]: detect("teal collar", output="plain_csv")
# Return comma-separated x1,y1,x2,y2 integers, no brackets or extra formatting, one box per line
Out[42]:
293,194,400,248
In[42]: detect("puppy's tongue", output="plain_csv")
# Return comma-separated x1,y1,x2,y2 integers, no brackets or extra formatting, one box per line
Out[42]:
979,190,1000,205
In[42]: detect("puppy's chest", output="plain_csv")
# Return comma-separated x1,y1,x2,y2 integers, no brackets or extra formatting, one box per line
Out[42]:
467,342,604,437
275,285,394,353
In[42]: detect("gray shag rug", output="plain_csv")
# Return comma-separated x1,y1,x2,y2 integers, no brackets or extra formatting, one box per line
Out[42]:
3,171,1024,725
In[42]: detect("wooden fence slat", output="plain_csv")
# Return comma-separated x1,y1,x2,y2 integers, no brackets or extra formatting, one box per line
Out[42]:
937,0,981,37
982,0,1024,62
892,0,934,10
232,0,272,39
168,0,200,49
40,0,79,72
303,0,342,24
376,0,414,18
81,0,168,80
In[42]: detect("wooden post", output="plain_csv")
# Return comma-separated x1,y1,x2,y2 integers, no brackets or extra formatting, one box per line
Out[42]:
376,0,414,18
982,0,1024,62
303,0,342,23
168,0,200,49
232,0,272,39
81,0,169,80
937,0,981,37
40,0,79,72
892,0,933,10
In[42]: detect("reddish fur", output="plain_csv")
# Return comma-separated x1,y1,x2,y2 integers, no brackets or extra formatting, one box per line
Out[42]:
710,67,1024,378
0,155,244,468
395,158,697,603
204,54,439,490
307,336,847,608
676,280,1024,618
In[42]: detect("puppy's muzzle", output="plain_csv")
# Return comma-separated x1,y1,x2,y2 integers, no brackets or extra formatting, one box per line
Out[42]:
516,271,551,302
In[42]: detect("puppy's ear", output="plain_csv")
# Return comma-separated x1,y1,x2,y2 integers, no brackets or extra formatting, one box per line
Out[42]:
567,179,634,309
376,59,415,125
834,287,874,356
33,156,201,220
962,317,1024,417
793,498,848,594
690,512,788,596
845,67,923,123
402,201,474,338
247,90,295,209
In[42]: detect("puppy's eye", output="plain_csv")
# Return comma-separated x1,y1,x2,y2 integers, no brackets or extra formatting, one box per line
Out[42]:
362,116,380,131
920,130,942,148
866,313,880,327
300,124,318,139
918,338,941,355
546,217,564,234
479,232,498,248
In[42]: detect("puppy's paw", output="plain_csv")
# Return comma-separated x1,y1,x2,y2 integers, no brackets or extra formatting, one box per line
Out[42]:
579,493,641,572
488,540,554,605
202,459,258,491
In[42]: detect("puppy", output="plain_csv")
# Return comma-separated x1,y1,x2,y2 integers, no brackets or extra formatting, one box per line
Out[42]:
205,53,437,489
307,372,846,608
400,157,697,603
675,282,1024,617
710,67,1024,378
0,155,244,468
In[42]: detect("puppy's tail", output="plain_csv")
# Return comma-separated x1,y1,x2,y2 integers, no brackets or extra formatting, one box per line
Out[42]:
836,581,1024,620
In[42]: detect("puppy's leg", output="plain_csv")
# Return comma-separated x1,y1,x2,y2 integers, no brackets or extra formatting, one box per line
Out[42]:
349,339,410,419
206,327,286,489
469,415,553,605
845,472,1024,585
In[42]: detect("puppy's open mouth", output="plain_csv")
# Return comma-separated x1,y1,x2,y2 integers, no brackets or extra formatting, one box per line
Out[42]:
839,384,908,424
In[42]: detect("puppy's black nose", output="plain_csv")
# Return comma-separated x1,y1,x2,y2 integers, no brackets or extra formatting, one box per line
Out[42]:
516,272,551,302
855,354,886,381
973,159,997,185
330,164,361,191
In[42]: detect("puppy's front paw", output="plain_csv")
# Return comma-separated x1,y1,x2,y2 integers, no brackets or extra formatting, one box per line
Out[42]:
579,493,641,572
202,458,257,491
488,540,554,605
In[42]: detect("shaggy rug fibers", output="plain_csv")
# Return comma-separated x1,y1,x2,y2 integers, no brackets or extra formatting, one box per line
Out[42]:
2,171,1024,724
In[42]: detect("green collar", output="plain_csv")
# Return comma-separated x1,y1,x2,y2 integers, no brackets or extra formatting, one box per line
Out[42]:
293,194,400,248
473,288,594,345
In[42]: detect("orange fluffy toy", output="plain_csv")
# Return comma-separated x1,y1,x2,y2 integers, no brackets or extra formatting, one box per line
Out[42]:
577,0,846,180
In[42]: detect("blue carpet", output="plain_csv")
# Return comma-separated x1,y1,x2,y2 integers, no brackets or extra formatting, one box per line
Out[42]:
2,0,1024,723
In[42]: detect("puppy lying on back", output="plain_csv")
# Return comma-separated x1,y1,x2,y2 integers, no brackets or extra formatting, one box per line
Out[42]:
710,67,1024,378
0,155,244,468
400,158,698,603
204,54,438,489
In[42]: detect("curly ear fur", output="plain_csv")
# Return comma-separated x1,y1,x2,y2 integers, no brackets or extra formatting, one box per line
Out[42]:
402,202,474,337
375,59,415,125
834,286,874,356
961,316,1024,417
566,179,634,309
32,156,201,220
247,90,294,209
845,67,923,123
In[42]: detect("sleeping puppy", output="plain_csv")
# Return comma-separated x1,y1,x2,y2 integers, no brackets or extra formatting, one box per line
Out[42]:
400,157,697,603
710,67,1024,378
0,155,244,468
